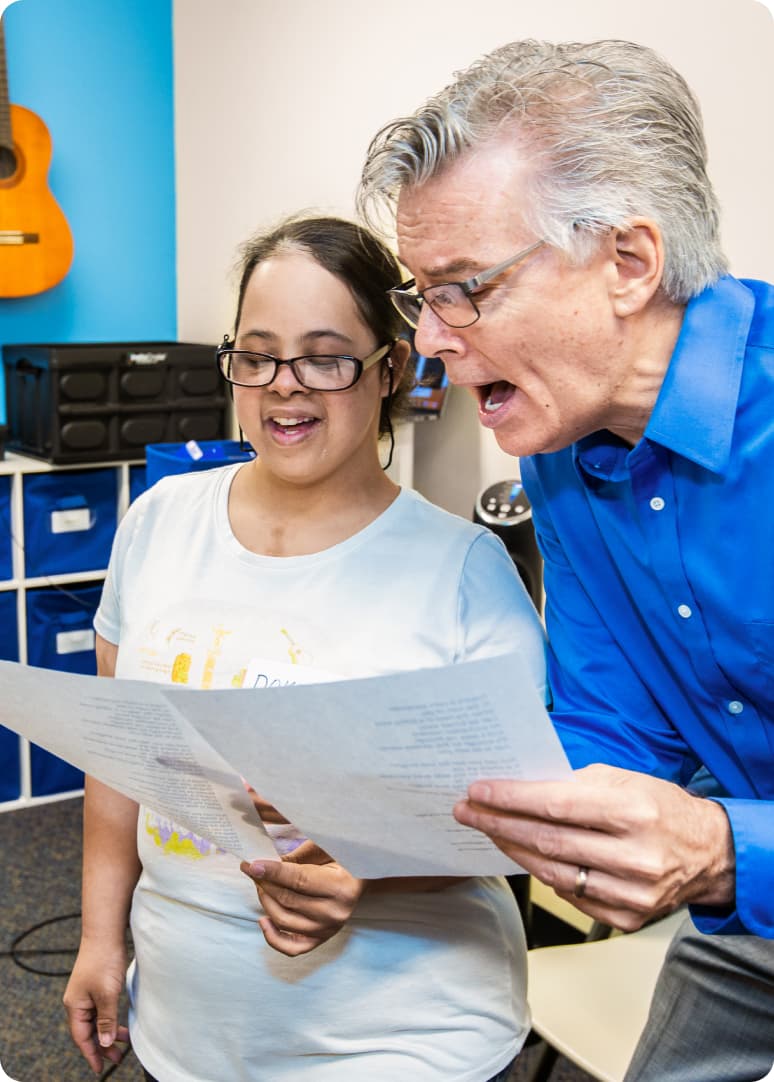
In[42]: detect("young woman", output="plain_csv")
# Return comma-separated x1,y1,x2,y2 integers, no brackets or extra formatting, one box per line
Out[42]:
64,216,547,1082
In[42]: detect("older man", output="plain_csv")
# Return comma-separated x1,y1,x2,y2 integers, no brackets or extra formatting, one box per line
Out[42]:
359,39,774,1082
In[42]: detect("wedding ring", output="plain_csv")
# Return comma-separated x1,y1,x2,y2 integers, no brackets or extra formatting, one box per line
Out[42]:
574,865,589,898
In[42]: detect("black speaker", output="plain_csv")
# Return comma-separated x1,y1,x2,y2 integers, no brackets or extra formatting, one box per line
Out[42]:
474,479,543,612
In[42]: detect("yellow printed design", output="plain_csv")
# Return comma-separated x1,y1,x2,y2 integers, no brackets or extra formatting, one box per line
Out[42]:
144,810,219,859
281,627,303,665
202,625,233,689
171,652,192,684
127,604,318,690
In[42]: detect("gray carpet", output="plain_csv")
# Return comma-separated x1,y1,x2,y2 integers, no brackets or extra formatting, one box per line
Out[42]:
0,797,594,1082
0,797,145,1082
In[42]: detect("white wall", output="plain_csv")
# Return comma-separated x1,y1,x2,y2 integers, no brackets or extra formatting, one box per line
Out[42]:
173,0,774,515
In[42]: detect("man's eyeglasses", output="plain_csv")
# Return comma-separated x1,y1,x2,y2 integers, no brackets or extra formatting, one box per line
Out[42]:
216,340,393,391
388,239,545,330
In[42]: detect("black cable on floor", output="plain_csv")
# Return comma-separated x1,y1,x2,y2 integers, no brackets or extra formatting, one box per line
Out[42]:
1,911,81,976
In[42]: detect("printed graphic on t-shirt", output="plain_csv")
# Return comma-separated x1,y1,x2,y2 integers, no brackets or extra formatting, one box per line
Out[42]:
119,600,336,688
143,812,221,859
115,600,339,860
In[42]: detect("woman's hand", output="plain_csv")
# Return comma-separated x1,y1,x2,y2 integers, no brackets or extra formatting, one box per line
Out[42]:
63,939,130,1075
241,840,366,957
243,782,290,825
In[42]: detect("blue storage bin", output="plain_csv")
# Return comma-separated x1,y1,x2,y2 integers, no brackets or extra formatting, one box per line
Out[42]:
26,581,101,675
146,439,254,487
0,590,19,661
129,463,147,504
27,581,102,796
0,475,12,580
30,745,83,797
23,468,118,577
0,727,20,801
0,590,20,800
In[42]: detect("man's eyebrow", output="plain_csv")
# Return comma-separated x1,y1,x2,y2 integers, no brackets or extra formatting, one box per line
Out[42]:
417,258,483,282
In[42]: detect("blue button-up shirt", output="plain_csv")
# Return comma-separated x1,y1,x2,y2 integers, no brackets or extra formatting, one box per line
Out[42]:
521,275,774,937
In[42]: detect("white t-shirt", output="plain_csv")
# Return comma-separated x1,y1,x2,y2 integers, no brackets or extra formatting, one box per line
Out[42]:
95,464,547,1082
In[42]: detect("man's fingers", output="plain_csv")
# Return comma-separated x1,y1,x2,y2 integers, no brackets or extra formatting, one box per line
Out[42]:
552,886,672,932
454,798,634,878
458,765,733,909
479,830,682,930
466,764,650,831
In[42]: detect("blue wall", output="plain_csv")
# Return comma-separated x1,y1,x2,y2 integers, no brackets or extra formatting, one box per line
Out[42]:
0,0,176,422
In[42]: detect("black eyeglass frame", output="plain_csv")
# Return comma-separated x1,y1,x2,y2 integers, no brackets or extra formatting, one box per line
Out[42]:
388,239,546,329
216,339,394,391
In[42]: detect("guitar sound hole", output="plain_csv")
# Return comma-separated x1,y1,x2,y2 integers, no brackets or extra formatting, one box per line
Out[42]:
0,145,17,180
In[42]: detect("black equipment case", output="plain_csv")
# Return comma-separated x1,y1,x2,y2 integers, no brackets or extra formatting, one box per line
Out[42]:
2,341,227,464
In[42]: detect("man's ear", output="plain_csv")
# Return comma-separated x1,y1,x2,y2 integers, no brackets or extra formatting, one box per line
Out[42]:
609,219,666,317
381,337,412,396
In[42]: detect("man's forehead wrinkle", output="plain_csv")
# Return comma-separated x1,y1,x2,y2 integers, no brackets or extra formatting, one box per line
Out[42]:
397,201,492,281
396,139,534,283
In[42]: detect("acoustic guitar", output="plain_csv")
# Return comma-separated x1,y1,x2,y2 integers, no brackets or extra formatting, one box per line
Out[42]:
0,19,73,297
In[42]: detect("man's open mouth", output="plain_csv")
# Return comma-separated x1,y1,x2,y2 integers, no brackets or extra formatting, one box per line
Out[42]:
481,381,515,413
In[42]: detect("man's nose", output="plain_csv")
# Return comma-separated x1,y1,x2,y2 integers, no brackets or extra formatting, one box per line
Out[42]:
413,305,464,365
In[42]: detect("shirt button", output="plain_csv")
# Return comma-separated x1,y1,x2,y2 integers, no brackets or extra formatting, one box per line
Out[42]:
727,701,744,715
677,604,692,619
650,496,665,511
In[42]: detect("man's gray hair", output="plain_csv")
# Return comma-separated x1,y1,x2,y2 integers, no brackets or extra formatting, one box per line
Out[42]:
358,39,728,303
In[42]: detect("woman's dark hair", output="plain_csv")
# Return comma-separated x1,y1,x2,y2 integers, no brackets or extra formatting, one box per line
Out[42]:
234,214,414,438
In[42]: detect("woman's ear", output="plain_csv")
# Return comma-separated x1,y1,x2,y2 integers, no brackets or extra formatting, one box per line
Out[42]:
381,337,412,397
608,219,667,317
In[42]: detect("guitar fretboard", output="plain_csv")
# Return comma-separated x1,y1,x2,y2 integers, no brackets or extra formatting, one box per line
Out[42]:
0,21,13,152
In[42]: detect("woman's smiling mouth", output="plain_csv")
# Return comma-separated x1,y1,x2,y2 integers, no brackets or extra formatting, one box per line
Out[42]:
266,414,322,441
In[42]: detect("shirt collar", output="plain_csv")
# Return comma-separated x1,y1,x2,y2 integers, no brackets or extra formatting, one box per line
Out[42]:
642,275,754,474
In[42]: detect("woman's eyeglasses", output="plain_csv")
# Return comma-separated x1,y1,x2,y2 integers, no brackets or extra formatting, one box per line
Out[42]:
217,340,393,391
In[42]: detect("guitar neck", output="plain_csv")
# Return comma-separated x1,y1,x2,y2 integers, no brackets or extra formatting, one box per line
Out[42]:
0,21,13,151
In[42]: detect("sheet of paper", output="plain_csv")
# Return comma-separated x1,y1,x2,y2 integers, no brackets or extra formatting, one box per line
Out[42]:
0,651,569,876
165,651,570,877
0,660,275,860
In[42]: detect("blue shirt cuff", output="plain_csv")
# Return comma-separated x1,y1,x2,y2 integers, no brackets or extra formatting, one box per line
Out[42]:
705,797,774,937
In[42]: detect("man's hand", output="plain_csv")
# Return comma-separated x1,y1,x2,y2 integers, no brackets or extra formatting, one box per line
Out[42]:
453,763,736,930
241,841,366,957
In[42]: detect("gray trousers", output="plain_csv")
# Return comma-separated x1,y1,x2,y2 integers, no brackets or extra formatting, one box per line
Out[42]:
624,915,774,1082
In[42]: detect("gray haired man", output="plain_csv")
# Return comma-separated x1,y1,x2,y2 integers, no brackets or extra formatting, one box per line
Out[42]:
359,39,774,1082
